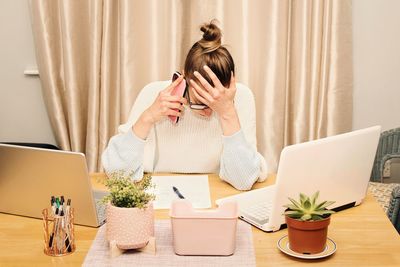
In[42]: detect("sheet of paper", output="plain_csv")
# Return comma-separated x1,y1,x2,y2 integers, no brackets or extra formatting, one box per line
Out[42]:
150,175,211,209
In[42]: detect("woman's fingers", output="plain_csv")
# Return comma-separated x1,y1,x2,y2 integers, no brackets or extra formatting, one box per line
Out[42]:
165,75,184,93
190,79,214,104
165,101,185,111
193,71,215,93
203,65,223,89
191,88,209,107
166,109,181,117
164,95,187,105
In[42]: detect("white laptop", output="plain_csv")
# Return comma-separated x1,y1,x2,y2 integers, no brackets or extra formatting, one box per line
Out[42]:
216,126,381,232
0,144,108,227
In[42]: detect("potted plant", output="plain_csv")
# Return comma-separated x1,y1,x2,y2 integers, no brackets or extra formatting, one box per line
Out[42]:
283,191,335,254
101,171,155,250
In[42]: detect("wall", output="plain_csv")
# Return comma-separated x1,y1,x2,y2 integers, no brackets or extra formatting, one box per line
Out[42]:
0,0,56,144
353,0,400,131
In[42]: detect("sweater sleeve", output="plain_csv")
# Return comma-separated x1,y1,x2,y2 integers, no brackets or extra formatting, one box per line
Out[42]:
101,81,169,180
101,129,146,181
218,83,269,190
219,130,268,190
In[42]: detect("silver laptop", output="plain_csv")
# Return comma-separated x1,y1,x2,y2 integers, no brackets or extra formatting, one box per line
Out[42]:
0,144,108,227
216,126,381,232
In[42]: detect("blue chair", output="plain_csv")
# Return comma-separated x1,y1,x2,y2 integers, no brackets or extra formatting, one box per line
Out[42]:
369,127,400,233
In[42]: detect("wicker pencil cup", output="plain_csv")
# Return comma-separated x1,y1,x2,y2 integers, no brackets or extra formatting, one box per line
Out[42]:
42,208,76,256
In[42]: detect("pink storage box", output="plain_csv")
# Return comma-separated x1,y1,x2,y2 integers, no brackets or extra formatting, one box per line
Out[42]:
170,199,238,256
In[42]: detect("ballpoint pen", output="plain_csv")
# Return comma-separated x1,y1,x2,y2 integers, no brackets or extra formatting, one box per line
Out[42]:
173,186,185,199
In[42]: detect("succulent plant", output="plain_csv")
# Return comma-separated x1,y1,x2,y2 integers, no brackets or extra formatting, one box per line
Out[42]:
283,191,335,221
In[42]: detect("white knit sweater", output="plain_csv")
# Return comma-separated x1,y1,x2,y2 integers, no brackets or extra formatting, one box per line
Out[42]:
102,81,268,190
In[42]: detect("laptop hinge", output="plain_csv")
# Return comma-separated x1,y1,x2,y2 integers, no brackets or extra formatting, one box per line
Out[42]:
332,202,356,212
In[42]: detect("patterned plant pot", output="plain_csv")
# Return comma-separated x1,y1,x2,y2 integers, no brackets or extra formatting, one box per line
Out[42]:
106,202,154,250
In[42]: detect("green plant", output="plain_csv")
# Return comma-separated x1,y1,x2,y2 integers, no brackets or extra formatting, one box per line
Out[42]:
101,171,155,209
283,191,335,221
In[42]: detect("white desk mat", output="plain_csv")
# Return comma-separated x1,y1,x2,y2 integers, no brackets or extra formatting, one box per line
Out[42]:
83,220,256,267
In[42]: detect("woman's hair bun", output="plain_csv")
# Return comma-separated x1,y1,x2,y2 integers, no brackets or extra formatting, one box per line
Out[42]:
198,20,222,53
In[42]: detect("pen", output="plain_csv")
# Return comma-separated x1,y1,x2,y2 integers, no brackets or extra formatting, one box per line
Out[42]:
65,198,72,252
51,197,56,214
55,197,60,208
172,186,185,199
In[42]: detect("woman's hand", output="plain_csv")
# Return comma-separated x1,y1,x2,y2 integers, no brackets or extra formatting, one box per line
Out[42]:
190,65,236,118
190,66,241,136
144,75,187,124
133,76,187,139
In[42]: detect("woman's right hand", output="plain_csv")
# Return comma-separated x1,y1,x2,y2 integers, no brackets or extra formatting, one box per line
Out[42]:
133,76,187,139
143,75,187,124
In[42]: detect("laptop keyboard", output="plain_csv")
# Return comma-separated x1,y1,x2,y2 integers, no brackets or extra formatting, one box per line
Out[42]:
93,190,109,225
241,201,272,225
95,200,107,224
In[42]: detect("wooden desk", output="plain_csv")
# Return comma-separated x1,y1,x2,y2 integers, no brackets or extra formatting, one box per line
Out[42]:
1,173,400,266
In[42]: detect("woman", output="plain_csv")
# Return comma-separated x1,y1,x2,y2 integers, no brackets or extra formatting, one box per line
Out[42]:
102,21,268,190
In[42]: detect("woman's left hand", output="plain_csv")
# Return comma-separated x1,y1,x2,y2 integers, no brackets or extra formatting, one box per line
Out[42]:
190,65,237,117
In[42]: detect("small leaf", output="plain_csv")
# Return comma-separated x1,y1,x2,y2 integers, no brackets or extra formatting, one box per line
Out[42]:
288,197,302,209
317,201,335,210
283,204,302,211
284,210,300,215
303,199,311,209
311,191,319,206
311,215,324,221
300,214,312,221
299,193,307,205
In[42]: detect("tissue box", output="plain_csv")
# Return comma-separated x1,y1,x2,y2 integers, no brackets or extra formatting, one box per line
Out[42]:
170,199,238,256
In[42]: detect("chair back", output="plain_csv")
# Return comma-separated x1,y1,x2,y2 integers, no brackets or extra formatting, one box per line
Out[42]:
371,127,400,182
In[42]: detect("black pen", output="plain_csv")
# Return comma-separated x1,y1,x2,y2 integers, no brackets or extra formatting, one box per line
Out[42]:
172,186,185,199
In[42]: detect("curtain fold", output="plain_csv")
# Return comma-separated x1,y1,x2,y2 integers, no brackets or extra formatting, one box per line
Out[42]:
30,0,353,173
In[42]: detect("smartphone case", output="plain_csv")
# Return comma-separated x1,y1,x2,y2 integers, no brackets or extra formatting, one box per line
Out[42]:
168,79,186,123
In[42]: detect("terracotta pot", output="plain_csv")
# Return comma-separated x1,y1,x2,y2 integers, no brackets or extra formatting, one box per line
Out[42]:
285,215,331,254
106,202,154,250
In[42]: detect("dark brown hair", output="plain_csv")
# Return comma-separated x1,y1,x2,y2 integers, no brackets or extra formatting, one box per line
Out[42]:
184,20,235,87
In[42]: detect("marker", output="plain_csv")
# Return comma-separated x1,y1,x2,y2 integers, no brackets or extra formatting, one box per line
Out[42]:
172,186,185,199
49,233,54,248
51,197,56,214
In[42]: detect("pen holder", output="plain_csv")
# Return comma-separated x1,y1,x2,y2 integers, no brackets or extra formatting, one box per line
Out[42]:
42,208,76,256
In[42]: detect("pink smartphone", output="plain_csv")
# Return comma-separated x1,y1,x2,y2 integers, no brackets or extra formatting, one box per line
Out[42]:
169,72,187,123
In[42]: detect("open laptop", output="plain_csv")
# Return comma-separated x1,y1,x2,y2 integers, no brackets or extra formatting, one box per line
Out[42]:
0,144,108,227
216,126,381,232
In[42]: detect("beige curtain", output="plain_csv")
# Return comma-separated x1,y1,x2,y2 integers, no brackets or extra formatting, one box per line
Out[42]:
30,0,352,173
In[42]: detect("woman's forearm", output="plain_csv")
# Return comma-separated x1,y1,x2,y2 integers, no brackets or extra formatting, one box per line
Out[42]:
218,105,241,136
132,110,154,140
